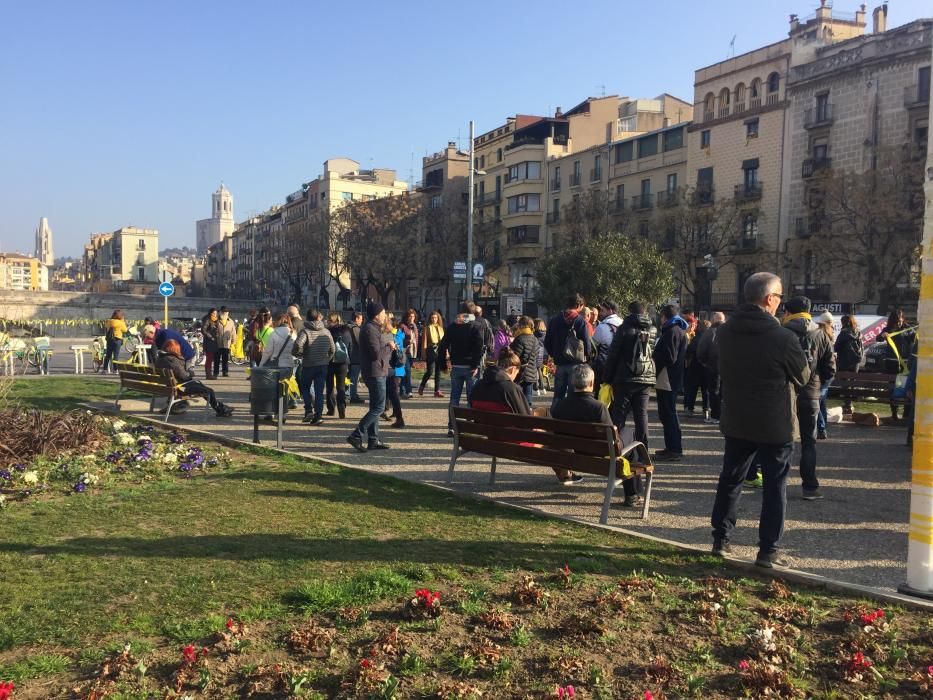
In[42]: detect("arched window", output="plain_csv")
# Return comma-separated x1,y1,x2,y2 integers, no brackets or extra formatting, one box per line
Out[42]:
735,83,746,112
749,78,762,108
718,88,731,118
703,93,715,121
767,72,780,93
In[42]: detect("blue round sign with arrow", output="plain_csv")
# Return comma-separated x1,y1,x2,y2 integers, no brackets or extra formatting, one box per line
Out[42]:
159,281,175,297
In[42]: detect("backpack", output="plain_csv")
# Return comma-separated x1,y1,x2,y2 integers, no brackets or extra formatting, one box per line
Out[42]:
333,337,349,364
105,323,115,343
627,330,653,377
561,323,586,363
798,331,819,373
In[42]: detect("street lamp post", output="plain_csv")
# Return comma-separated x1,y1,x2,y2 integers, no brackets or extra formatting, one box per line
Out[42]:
467,120,475,300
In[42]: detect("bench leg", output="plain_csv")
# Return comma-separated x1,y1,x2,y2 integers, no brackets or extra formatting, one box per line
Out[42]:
489,456,497,486
114,386,123,408
599,471,618,525
641,472,653,519
164,397,174,423
446,449,459,484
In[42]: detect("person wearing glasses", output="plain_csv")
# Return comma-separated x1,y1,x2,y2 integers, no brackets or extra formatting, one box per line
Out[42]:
710,272,810,569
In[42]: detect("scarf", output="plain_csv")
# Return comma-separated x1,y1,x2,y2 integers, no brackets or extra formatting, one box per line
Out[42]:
783,312,812,326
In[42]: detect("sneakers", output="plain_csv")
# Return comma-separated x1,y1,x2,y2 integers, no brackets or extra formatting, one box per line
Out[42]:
802,488,824,500
712,540,733,556
744,474,764,489
367,441,390,450
346,435,365,453
434,391,445,398
817,431,828,440
622,494,642,508
704,416,720,425
302,413,314,424
392,419,406,428
214,404,234,417
560,474,584,486
653,449,683,461
755,552,788,569
417,387,424,397
447,429,455,438
309,416,324,426
703,410,711,421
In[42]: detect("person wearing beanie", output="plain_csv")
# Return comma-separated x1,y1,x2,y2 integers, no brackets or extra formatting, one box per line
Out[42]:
782,296,835,500
437,301,486,437
347,302,394,452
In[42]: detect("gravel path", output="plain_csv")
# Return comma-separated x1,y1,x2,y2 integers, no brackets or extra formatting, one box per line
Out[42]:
105,363,913,592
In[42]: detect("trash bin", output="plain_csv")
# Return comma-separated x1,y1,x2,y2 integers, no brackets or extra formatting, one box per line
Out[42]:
250,368,281,415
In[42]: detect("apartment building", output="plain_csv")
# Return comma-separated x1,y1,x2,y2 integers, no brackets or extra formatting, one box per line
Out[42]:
685,2,869,308
0,254,49,291
81,226,160,292
781,9,931,310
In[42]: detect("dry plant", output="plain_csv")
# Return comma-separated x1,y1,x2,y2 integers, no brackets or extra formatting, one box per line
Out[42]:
0,407,106,463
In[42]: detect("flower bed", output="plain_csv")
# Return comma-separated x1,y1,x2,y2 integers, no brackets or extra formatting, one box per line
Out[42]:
0,415,230,506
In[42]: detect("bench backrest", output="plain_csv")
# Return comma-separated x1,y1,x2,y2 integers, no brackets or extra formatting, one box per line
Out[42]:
118,366,176,397
833,371,895,391
451,406,620,477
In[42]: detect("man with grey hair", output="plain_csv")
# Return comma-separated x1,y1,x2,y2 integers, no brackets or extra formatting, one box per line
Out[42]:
697,311,727,424
286,304,302,326
710,272,810,568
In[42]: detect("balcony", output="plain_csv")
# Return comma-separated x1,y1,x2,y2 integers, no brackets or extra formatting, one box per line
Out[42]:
795,217,823,238
692,187,715,206
792,283,831,302
735,237,759,252
590,168,602,183
905,84,930,109
718,106,730,119
766,93,780,106
546,212,560,225
656,191,680,208
703,111,714,122
569,173,581,188
631,194,653,211
801,157,832,178
474,191,501,206
508,229,540,245
804,104,834,129
734,101,746,114
734,182,763,201
550,178,561,192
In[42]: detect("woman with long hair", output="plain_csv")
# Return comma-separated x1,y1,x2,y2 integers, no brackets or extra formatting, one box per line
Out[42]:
814,311,836,438
492,319,512,358
510,315,539,403
879,308,915,421
102,309,127,373
834,314,863,415
155,339,234,418
385,313,405,428
201,308,219,380
399,308,419,399
418,310,445,397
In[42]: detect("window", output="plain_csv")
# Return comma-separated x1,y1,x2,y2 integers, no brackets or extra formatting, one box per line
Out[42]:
666,173,678,193
697,167,714,201
340,192,353,201
663,127,684,151
551,165,560,190
744,162,759,188
508,161,541,181
703,93,715,119
767,72,780,93
640,179,651,196
813,143,828,161
815,93,830,122
614,141,634,163
918,66,930,103
508,226,540,244
746,119,759,138
573,161,581,177
137,266,145,281
750,79,761,98
507,193,540,213
137,239,146,250
497,148,503,162
474,158,479,171
615,184,624,207
637,134,658,158
700,130,711,148
478,181,485,199
495,175,502,197
742,214,759,239
552,198,560,215
592,154,601,180
480,155,485,169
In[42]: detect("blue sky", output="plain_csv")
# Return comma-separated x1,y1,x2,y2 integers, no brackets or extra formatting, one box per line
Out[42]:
1,0,929,257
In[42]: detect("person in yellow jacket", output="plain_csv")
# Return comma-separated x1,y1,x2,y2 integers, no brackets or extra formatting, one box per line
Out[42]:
417,310,446,397
102,309,128,373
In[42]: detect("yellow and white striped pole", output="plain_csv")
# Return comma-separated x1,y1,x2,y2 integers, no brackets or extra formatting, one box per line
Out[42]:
900,49,933,599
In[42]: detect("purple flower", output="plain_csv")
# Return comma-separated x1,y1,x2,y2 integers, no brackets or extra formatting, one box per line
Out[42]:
179,462,194,472
13,463,26,472
0,470,11,481
186,448,204,466
73,482,87,493
105,452,122,464
170,433,186,445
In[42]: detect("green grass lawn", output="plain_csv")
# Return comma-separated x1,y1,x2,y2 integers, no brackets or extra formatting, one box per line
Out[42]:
7,375,119,411
1,379,931,698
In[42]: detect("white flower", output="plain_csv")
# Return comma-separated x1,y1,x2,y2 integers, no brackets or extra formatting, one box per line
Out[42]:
0,494,6,506
22,471,39,485
81,472,100,486
82,454,97,461
115,433,135,446
161,453,178,464
111,419,127,431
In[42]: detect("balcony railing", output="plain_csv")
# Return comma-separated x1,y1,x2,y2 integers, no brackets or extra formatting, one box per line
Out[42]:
474,191,501,206
631,194,653,211
749,97,762,109
692,187,715,206
508,230,541,245
656,191,679,208
546,212,560,225
589,168,602,182
804,103,834,128
766,93,780,106
802,157,832,178
791,283,831,301
550,178,561,191
569,173,581,187
734,101,746,114
703,111,714,122
905,84,930,108
718,106,730,118
736,237,759,251
734,182,763,201
795,217,824,238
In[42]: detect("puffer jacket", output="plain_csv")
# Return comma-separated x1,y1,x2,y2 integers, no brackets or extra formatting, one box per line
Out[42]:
602,313,656,387
510,328,540,385
292,319,335,367
834,328,863,372
155,351,193,385
470,366,531,415
783,315,835,400
652,315,689,393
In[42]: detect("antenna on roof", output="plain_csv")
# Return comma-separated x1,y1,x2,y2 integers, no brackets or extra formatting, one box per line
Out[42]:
729,35,737,58
597,83,606,97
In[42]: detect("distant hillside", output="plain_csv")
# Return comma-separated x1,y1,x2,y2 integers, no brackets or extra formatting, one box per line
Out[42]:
160,246,198,258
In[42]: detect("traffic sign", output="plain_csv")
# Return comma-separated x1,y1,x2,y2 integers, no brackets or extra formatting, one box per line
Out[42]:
453,261,467,281
472,262,485,279
159,282,175,297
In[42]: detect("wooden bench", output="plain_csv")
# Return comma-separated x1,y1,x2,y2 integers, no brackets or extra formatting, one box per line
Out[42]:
115,364,198,422
447,406,654,524
829,371,906,405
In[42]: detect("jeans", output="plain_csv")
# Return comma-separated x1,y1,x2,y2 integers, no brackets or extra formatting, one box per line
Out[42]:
103,338,122,372
610,383,651,497
817,379,833,434
300,364,327,418
797,395,820,491
214,348,230,376
204,351,216,378
707,371,722,420
711,437,793,555
387,375,403,419
401,356,413,396
184,380,219,410
449,366,477,425
351,377,386,443
551,363,577,410
326,362,348,412
684,367,708,412
521,382,535,404
349,364,361,400
655,389,682,454
419,347,441,393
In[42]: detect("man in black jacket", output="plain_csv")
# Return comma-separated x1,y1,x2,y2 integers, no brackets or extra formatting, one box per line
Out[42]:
544,293,592,410
438,302,486,437
782,296,836,500
348,311,365,404
652,303,688,460
697,311,726,424
710,272,810,568
347,303,394,452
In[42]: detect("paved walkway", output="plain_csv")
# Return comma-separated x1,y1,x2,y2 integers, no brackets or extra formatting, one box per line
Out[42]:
101,364,913,593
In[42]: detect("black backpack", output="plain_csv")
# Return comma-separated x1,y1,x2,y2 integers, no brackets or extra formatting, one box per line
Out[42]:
627,330,652,377
561,323,586,363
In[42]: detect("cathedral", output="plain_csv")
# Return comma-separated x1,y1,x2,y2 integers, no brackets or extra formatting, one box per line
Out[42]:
196,183,234,254
35,217,53,267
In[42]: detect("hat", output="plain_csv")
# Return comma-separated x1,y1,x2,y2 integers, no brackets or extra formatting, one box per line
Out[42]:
219,306,228,313
366,301,385,319
815,310,834,325
784,296,811,314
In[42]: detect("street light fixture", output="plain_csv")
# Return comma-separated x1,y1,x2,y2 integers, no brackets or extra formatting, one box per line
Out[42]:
466,120,487,301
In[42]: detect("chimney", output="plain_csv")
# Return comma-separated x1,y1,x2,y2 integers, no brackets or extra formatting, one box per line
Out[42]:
554,106,562,118
855,4,866,26
872,4,887,33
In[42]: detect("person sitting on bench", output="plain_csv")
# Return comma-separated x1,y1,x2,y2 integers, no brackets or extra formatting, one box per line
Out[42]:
470,348,581,485
155,340,234,418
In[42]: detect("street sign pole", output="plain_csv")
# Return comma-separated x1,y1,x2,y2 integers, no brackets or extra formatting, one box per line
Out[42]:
159,278,175,327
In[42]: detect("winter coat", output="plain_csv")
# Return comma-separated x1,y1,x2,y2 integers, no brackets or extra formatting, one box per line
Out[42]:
469,366,531,415
330,323,353,366
154,328,196,362
358,319,394,381
783,316,836,400
684,331,706,381
393,329,406,378
591,314,623,352
717,304,810,445
493,330,511,358
696,321,724,373
155,351,193,385
292,320,335,367
349,323,362,365
260,326,296,369
510,328,540,385
834,328,863,372
438,317,485,369
602,313,656,387
552,391,613,426
201,317,219,353
534,330,547,369
652,316,689,393
544,310,591,366
216,316,236,349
